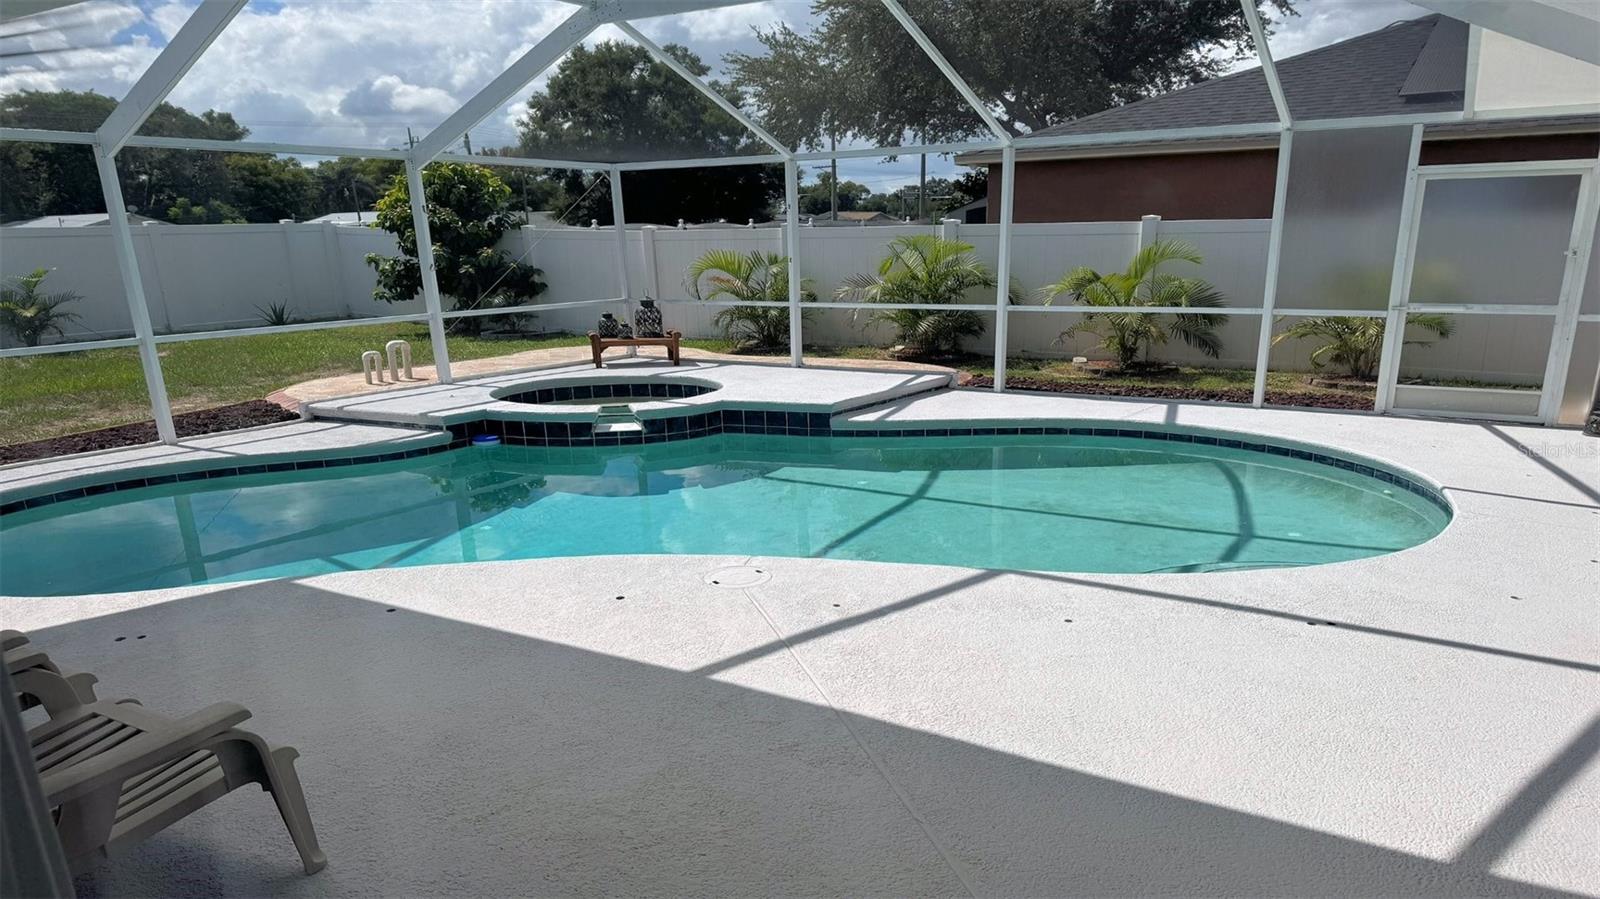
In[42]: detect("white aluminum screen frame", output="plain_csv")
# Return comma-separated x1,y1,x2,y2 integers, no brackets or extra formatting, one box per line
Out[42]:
1379,158,1600,424
1,0,1593,446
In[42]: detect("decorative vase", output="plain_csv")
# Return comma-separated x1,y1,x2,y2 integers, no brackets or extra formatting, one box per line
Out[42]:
635,299,664,338
597,313,619,338
615,320,634,339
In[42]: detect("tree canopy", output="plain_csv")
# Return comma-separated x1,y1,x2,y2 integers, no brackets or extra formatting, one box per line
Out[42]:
512,40,782,225
0,90,402,224
729,0,1295,148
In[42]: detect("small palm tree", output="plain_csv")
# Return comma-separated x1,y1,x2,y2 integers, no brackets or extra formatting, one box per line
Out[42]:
836,234,1020,356
1272,314,1454,380
685,249,814,350
1040,239,1226,369
0,268,82,348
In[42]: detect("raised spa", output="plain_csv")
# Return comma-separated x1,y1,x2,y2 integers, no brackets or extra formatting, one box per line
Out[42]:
499,377,720,407
0,430,1449,596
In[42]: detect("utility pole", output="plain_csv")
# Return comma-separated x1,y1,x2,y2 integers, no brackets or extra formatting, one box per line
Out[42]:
918,153,927,222
462,132,473,155
829,131,838,219
406,127,416,148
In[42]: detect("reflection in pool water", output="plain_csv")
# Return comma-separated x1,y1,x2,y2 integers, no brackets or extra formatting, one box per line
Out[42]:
0,434,1449,596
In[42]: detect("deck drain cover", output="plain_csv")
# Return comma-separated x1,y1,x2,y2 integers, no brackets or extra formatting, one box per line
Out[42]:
703,565,771,588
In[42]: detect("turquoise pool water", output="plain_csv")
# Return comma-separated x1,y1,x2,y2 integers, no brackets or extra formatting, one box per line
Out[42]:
0,434,1449,596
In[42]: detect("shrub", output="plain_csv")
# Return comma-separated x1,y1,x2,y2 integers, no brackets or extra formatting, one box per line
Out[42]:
254,300,295,326
366,162,545,336
1041,239,1226,369
685,249,814,350
0,268,82,347
1272,314,1454,380
836,234,1018,356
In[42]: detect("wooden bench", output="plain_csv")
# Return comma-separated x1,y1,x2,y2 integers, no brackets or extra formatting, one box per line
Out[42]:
587,330,683,368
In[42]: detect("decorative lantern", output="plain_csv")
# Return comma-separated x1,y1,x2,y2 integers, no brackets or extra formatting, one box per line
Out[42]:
635,299,664,338
597,312,620,338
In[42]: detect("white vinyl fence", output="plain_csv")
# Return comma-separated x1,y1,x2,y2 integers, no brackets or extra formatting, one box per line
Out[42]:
0,216,1551,384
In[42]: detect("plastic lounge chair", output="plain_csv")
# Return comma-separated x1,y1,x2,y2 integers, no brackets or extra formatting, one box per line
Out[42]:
20,659,326,874
4,631,99,717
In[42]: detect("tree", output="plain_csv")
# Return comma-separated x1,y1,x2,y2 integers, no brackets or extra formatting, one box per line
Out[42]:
0,90,259,223
468,151,565,218
1272,315,1454,380
366,162,545,334
837,234,1020,356
685,249,815,350
799,173,870,216
729,0,1293,144
514,41,781,225
166,197,243,224
1041,240,1226,369
224,155,316,222
952,168,987,202
310,157,403,219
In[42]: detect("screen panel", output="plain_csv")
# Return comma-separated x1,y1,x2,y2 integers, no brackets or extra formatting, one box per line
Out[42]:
0,348,153,453
1264,313,1381,411
0,1,201,133
1557,322,1598,427
480,25,780,166
136,0,573,150
1274,126,1414,311
1409,175,1583,307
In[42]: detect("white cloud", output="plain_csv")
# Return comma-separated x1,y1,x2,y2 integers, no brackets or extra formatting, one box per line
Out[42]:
669,1,795,42
0,1,158,104
1262,0,1429,59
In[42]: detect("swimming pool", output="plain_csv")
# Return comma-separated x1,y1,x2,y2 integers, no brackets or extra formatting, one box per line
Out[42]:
0,432,1449,596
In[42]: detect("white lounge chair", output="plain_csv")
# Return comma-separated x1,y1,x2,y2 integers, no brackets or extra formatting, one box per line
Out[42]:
4,630,99,717
11,633,326,875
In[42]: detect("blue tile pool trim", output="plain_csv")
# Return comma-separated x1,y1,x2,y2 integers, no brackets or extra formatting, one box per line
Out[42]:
0,442,456,515
504,381,717,404
1,412,1449,517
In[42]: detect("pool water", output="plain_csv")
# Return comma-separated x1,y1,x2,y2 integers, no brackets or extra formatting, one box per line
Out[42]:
0,434,1449,596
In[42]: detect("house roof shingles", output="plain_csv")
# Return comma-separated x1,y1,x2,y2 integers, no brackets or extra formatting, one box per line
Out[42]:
1027,14,1461,141
956,14,1596,164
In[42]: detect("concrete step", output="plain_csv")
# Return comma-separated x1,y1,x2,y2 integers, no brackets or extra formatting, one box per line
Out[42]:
594,419,643,435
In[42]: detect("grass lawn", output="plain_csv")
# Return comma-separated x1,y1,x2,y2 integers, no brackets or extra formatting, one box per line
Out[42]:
13,325,1493,447
0,324,734,445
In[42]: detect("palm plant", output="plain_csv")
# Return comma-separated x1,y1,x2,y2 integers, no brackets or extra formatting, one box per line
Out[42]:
836,234,1020,356
1040,239,1226,369
254,300,295,326
685,249,814,350
0,268,82,348
1272,314,1454,380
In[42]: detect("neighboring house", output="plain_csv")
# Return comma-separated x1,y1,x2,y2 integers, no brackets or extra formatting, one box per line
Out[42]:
807,210,900,225
956,14,1599,222
4,213,168,228
304,211,373,225
945,197,987,225
308,210,559,226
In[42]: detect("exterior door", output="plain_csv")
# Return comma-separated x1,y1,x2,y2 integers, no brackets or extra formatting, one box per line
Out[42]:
1381,162,1595,423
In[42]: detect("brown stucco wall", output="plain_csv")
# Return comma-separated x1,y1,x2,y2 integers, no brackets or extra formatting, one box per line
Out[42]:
989,132,1599,223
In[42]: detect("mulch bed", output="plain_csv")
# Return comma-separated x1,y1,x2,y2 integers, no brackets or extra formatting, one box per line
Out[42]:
1,400,299,465
963,375,1376,410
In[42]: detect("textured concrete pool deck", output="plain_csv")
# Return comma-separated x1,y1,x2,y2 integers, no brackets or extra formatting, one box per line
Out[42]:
1,378,1596,897
272,345,949,408
0,420,446,501
303,357,956,428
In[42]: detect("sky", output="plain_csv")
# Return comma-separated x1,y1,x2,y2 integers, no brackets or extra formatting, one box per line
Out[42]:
0,0,1429,198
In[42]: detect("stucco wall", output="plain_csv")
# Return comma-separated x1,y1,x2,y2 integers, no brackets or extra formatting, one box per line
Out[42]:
987,132,1600,223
